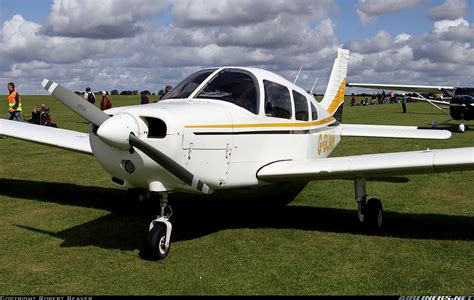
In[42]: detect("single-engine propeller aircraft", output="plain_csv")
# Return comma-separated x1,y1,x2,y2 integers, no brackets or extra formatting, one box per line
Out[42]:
346,82,474,132
1,49,474,260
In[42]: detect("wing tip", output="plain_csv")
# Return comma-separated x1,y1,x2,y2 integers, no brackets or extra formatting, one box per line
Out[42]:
441,130,452,139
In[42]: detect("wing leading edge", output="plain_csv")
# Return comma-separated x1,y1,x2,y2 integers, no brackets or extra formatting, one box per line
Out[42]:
340,124,451,139
257,147,474,182
0,119,92,154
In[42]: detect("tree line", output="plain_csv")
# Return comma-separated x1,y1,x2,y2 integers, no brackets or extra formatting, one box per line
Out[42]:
74,90,153,96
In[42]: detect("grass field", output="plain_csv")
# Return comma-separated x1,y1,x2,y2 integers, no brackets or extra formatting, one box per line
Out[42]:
1,95,473,295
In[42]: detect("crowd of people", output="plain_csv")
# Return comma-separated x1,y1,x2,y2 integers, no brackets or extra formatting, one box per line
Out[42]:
4,82,173,126
350,91,409,113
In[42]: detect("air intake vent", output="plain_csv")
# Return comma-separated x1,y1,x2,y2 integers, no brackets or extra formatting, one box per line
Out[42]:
145,118,167,138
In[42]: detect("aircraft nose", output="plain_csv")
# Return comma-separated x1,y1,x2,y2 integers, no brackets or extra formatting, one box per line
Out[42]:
96,113,139,149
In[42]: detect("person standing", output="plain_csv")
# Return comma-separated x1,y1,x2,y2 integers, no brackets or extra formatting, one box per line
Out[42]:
100,91,112,111
140,91,149,104
84,87,96,104
350,93,356,106
7,82,23,121
402,93,407,113
161,84,172,99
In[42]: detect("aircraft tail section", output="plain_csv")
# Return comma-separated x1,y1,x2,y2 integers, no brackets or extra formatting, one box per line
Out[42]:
320,48,350,122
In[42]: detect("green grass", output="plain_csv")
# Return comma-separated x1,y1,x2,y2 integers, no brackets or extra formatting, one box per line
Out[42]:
1,95,473,295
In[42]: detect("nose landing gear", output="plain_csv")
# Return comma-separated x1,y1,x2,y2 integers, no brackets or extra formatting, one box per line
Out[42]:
144,192,173,260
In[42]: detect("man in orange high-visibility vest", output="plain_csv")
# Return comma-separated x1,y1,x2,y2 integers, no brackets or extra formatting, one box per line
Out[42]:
7,82,23,122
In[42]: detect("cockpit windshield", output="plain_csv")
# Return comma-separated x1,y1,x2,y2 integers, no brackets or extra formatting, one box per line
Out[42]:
161,69,217,100
195,69,259,114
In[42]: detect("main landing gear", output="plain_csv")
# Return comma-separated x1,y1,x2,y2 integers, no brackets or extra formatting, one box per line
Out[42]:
144,192,173,260
354,178,383,231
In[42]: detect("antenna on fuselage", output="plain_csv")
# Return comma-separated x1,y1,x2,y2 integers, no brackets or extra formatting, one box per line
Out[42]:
309,76,319,95
293,66,303,84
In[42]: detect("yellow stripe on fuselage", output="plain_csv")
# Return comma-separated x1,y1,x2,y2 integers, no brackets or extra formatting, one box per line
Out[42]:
185,116,336,129
326,78,346,115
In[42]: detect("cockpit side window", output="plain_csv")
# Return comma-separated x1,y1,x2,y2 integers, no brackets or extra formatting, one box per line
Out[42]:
292,91,309,121
162,69,216,100
310,102,318,121
195,70,259,114
264,80,292,119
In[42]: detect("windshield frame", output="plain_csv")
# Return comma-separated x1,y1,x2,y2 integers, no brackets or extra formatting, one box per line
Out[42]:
160,68,218,100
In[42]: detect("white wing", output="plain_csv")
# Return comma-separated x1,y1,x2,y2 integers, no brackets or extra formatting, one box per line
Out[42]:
340,124,451,139
346,83,454,94
0,119,92,154
258,147,474,182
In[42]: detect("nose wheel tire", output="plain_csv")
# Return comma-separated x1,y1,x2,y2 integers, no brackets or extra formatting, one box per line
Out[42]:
364,198,383,231
145,223,170,260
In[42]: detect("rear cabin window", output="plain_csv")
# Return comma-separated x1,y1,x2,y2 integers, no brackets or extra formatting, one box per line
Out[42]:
264,80,292,119
195,70,259,114
292,91,309,121
162,69,216,100
310,102,318,121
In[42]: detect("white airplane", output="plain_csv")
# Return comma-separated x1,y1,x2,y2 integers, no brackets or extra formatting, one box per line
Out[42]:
1,49,474,260
346,83,474,132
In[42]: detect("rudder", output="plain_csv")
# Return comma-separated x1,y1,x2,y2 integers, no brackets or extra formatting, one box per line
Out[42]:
320,48,350,121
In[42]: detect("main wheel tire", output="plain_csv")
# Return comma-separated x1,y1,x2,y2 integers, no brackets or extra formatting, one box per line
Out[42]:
145,223,170,260
365,198,383,231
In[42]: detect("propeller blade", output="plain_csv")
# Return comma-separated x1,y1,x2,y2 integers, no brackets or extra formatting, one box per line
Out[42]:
128,134,210,194
42,79,110,126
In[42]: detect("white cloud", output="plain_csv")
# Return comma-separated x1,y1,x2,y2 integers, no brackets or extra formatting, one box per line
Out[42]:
356,0,425,26
44,0,170,39
1,0,473,95
347,18,474,87
172,0,337,27
0,15,116,64
427,0,470,21
433,18,469,34
1,15,41,51
345,31,394,54
394,33,412,43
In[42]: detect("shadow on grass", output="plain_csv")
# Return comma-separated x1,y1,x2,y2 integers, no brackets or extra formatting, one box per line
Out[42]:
417,125,472,133
2,178,473,253
396,111,447,115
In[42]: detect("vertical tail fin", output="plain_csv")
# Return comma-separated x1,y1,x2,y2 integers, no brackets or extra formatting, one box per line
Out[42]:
320,49,350,121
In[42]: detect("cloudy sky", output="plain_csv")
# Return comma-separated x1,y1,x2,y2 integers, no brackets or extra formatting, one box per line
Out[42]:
0,0,473,95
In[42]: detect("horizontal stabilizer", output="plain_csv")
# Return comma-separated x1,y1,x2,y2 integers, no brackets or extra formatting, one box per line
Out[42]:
258,147,474,182
346,83,454,94
0,119,92,154
340,124,451,139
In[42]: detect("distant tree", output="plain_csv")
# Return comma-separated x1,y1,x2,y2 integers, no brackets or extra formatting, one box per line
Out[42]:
111,89,119,95
132,90,139,95
141,90,151,95
120,90,132,95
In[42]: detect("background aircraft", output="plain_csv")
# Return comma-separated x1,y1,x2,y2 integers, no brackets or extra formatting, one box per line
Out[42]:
1,49,473,260
346,83,474,132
